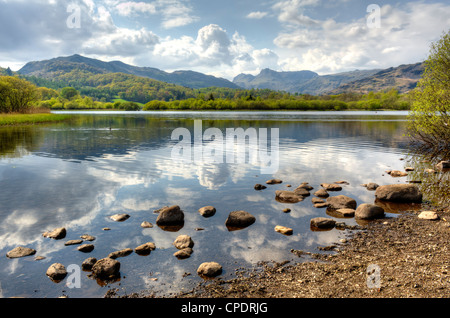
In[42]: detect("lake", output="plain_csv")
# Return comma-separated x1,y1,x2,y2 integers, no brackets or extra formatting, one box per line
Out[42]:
0,111,421,298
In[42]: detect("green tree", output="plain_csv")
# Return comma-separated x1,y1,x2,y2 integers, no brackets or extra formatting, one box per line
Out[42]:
60,87,79,100
0,76,39,113
408,30,450,154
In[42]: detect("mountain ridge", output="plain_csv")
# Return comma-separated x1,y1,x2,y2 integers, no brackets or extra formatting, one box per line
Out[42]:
233,62,424,95
19,54,240,90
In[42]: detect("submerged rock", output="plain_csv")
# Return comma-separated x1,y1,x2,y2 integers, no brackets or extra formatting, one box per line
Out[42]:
375,184,422,203
6,246,36,259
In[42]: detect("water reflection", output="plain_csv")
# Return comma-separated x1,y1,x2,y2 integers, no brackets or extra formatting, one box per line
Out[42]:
0,111,415,298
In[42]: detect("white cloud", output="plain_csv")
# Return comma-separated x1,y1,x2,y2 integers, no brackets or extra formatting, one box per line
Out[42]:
246,11,268,19
273,2,450,74
273,0,320,26
114,1,157,16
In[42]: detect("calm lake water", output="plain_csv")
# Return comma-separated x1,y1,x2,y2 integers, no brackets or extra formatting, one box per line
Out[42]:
0,111,421,298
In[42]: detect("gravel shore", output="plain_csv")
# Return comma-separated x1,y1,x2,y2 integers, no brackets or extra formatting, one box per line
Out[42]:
174,204,450,298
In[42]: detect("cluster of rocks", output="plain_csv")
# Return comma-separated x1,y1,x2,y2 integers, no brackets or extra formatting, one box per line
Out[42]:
5,204,247,284
258,173,431,235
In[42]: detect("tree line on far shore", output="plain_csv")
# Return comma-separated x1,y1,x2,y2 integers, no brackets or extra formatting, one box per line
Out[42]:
0,73,412,113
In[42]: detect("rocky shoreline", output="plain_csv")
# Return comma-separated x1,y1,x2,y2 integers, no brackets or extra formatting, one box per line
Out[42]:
170,203,450,298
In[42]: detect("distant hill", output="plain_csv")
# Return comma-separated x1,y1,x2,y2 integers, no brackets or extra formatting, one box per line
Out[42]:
330,62,424,94
233,68,319,91
19,54,239,89
233,62,424,95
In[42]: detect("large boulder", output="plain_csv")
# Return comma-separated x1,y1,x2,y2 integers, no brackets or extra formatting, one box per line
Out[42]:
326,195,357,210
156,205,184,226
355,204,385,220
225,211,256,230
375,184,422,203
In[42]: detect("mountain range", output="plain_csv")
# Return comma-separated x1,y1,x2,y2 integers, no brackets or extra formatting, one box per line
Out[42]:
19,54,240,90
232,63,424,94
16,54,424,95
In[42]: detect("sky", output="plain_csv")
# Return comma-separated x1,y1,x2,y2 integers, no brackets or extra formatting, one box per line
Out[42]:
0,0,449,80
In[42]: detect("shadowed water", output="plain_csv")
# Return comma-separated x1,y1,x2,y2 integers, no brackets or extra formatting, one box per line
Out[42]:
0,111,423,298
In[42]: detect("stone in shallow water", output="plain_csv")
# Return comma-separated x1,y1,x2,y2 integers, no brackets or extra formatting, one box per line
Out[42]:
197,262,222,278
355,204,385,220
198,206,216,217
225,211,256,231
6,246,36,259
46,263,67,282
43,227,66,240
310,217,336,229
110,214,130,222
375,184,422,203
275,225,293,235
